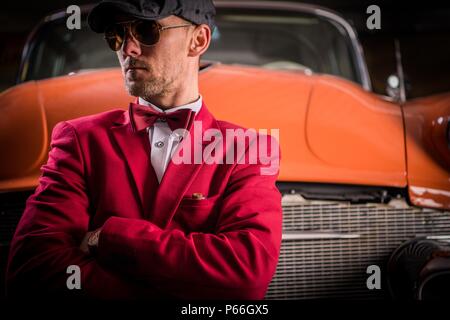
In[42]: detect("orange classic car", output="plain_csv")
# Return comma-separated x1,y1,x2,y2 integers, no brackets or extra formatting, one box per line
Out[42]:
0,1,449,299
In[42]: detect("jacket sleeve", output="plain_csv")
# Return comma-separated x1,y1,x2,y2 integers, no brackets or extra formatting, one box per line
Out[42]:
5,121,163,299
97,134,283,299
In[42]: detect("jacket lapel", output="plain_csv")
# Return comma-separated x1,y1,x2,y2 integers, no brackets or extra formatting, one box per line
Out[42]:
151,102,222,228
110,108,153,216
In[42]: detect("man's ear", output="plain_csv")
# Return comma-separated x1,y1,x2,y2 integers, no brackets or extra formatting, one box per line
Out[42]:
188,24,211,58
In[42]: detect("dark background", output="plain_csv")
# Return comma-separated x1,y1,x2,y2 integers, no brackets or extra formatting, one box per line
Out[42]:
1,0,450,98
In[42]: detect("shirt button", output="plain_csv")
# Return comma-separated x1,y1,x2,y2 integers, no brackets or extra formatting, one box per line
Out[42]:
155,141,164,148
159,117,167,122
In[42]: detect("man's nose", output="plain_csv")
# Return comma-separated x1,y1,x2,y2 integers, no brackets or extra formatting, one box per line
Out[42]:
122,29,142,57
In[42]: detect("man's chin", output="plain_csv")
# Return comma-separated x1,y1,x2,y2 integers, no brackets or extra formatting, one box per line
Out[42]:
125,80,144,96
124,78,165,98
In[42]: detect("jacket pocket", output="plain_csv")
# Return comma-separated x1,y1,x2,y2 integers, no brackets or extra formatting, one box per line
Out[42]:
175,194,222,232
179,193,221,208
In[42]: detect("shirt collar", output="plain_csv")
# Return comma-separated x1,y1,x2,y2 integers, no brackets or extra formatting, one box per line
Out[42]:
138,95,203,114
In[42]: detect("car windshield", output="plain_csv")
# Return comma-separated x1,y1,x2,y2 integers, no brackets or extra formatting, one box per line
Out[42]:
22,7,360,85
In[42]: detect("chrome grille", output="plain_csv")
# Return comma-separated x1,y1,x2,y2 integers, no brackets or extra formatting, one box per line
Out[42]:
265,195,450,299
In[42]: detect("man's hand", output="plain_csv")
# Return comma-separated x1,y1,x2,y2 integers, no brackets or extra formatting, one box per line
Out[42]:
80,228,102,254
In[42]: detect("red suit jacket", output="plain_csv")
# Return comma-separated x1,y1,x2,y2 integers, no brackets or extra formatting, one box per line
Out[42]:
6,101,282,300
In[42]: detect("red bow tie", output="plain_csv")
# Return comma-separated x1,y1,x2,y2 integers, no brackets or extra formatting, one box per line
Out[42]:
129,103,195,133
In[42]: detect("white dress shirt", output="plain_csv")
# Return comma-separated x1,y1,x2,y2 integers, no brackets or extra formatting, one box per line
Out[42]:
138,96,203,183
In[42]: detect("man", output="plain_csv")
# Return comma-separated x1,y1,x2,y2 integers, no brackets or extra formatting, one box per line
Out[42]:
6,0,282,300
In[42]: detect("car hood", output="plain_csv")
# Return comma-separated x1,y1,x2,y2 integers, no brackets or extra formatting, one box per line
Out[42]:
1,64,446,210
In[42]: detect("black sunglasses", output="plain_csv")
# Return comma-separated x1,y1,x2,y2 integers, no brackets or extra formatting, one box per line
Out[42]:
104,19,194,51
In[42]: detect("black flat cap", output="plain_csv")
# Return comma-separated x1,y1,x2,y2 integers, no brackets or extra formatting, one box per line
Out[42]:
88,0,216,33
